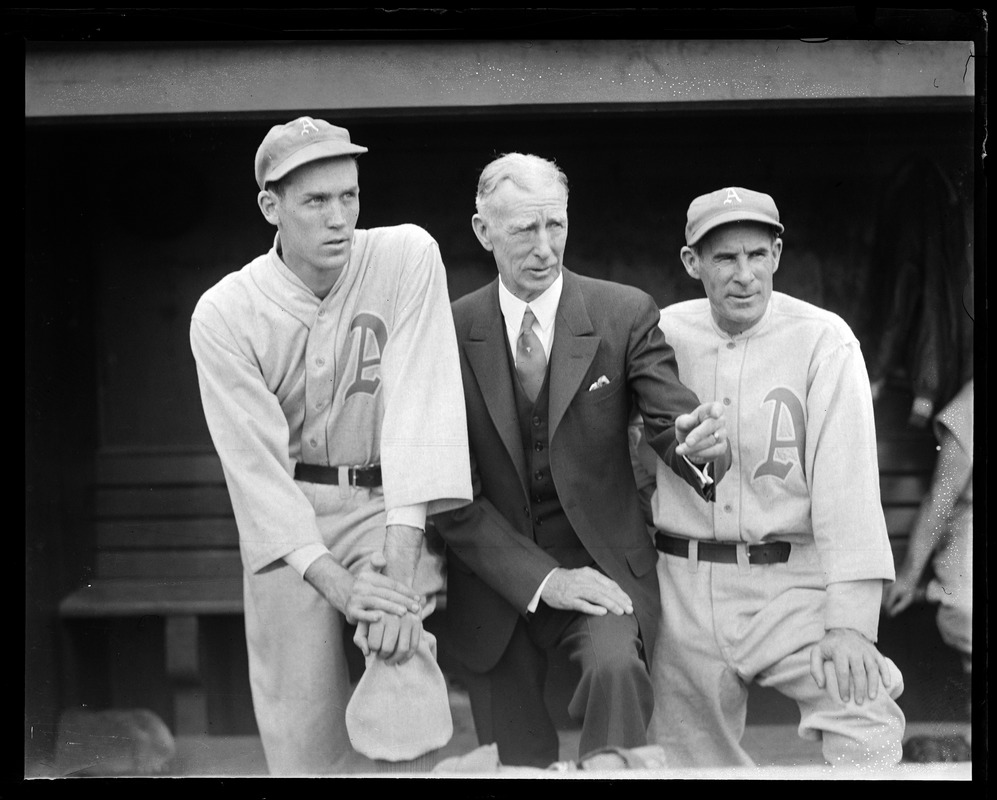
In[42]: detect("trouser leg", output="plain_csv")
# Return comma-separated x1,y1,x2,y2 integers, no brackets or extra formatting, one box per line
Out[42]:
557,609,654,759
463,616,559,768
244,563,368,775
758,643,906,767
728,543,906,769
647,551,753,767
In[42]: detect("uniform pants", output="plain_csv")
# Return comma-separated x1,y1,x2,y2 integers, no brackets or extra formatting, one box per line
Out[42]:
243,479,445,776
648,539,905,768
463,605,653,768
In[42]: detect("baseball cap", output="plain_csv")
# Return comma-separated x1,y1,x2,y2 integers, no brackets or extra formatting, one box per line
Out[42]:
254,116,368,190
684,187,784,246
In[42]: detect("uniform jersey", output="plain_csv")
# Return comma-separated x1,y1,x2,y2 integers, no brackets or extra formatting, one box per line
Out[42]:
190,223,472,574
647,291,895,587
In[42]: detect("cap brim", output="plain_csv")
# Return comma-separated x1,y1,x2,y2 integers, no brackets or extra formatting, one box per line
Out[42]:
264,139,369,186
688,210,784,245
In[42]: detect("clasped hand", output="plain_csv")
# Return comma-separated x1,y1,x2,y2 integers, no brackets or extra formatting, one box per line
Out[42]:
346,551,424,666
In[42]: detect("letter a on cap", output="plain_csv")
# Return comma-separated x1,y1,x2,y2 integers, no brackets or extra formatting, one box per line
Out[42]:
724,188,742,205
301,118,320,135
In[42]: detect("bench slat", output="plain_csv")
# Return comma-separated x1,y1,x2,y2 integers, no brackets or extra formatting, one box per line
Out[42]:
60,577,244,618
96,549,243,580
876,437,938,472
96,487,234,518
879,474,930,504
97,519,239,548
97,452,226,486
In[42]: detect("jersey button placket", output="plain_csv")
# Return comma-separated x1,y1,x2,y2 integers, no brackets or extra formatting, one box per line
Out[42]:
303,303,332,461
715,337,742,540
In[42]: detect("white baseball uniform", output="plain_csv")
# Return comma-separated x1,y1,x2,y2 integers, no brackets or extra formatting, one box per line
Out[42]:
642,291,906,768
190,224,472,774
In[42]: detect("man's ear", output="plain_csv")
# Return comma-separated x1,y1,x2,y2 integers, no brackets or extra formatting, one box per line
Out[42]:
771,237,783,275
680,246,700,279
471,213,494,252
258,190,280,227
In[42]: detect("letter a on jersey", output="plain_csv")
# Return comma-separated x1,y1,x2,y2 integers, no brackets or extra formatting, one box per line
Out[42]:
345,313,388,399
753,387,806,481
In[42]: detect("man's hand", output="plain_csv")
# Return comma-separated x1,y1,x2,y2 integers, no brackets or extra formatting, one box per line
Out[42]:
305,551,422,626
355,612,424,665
540,567,634,616
675,401,727,463
882,569,921,618
809,628,893,705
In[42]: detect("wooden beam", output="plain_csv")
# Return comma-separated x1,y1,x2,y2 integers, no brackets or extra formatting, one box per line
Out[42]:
26,39,976,119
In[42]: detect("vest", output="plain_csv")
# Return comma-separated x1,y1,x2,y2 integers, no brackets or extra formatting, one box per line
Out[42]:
510,345,593,569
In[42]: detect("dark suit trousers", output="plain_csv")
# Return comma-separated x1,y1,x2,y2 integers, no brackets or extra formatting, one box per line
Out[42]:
462,604,654,767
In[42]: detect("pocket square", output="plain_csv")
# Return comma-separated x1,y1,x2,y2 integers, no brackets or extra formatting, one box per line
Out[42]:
589,375,611,391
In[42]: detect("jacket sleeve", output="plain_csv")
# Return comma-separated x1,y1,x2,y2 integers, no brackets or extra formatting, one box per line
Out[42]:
627,292,719,501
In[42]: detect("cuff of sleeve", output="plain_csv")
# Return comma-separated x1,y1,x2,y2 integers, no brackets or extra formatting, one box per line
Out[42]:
386,502,428,531
682,455,714,488
825,579,884,642
527,569,557,614
285,543,331,578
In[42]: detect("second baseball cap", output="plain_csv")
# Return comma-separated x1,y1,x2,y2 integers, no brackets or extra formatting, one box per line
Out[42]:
255,116,368,190
685,187,784,246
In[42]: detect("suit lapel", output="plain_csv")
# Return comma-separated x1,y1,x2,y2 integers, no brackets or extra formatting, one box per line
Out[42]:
549,270,599,438
465,281,528,487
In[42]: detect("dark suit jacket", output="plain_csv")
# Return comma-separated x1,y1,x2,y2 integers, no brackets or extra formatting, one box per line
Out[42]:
434,268,716,674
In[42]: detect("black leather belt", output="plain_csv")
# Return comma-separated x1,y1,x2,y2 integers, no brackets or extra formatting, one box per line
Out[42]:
654,531,791,565
294,462,382,487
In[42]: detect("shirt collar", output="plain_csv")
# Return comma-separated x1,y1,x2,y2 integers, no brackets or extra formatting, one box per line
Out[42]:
498,272,563,333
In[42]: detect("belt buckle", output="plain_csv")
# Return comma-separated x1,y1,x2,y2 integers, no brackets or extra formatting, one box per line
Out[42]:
348,466,362,487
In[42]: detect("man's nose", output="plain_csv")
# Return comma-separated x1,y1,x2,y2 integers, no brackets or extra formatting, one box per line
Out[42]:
534,228,554,261
325,202,345,227
733,255,753,282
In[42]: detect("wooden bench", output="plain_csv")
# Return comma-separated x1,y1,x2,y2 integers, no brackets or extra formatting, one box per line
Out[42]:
59,426,938,736
57,448,451,736
59,449,243,736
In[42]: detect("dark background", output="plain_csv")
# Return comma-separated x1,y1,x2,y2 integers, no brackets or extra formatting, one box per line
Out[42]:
19,6,985,775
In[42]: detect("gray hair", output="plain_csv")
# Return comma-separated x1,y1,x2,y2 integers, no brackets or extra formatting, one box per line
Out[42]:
475,152,569,220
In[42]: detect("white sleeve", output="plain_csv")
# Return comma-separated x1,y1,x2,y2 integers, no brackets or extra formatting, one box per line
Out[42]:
285,544,332,578
385,502,428,531
378,237,473,516
807,340,895,584
190,307,324,574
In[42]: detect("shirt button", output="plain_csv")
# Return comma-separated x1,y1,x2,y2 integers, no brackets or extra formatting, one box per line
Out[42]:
534,470,544,481
724,504,733,513
524,506,531,518
309,439,318,448
723,398,731,406
317,309,325,317
315,401,324,410
532,416,541,427
726,342,736,350
315,357,325,367
536,516,544,526
534,441,544,452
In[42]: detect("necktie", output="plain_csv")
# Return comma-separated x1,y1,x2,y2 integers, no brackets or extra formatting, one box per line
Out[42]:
516,306,547,402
